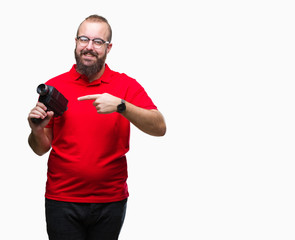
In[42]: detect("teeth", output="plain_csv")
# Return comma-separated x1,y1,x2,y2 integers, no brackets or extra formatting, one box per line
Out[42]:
82,51,97,57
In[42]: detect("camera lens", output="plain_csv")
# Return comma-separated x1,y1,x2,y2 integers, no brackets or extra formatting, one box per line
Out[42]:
37,84,49,96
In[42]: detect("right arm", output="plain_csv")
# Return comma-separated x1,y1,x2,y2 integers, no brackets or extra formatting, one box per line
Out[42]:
28,102,54,156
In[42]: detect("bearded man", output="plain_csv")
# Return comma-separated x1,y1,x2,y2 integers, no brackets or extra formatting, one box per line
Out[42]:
28,14,166,240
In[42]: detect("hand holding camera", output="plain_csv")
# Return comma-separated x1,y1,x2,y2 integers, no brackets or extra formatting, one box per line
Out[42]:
28,84,68,126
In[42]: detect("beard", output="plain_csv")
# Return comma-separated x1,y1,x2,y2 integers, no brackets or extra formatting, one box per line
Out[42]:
74,48,107,77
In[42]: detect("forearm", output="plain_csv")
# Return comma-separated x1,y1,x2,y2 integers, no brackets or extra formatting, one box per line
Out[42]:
121,102,166,136
28,129,51,156
77,93,166,136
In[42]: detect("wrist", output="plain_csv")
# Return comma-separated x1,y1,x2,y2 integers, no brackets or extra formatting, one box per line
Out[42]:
31,127,46,136
117,99,126,113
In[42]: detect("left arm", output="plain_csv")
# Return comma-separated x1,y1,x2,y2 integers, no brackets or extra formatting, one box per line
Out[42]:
122,101,166,136
78,93,166,136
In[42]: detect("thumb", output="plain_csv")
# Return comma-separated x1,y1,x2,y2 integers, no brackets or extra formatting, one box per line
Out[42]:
47,111,54,118
40,111,54,127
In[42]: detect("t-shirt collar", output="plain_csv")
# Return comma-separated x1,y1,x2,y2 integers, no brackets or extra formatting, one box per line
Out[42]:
70,64,111,86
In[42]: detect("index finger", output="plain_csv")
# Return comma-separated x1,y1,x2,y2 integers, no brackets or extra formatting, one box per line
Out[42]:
77,94,101,101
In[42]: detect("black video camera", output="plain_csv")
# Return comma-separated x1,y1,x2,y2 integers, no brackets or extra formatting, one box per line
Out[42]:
31,84,69,124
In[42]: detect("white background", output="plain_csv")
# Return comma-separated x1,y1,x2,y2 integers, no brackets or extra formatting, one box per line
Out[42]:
0,0,295,239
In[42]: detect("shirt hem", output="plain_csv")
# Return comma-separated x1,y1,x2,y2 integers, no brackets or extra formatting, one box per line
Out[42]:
45,193,129,203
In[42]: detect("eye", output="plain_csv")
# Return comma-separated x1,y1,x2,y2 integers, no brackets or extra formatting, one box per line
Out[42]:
93,39,104,45
79,36,89,43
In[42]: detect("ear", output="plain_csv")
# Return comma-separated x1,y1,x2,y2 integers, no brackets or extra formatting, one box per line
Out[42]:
106,43,113,54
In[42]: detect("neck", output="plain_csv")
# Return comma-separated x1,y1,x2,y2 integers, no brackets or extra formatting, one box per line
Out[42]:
88,64,105,82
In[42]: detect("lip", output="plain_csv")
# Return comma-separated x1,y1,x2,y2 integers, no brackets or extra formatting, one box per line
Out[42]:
82,54,97,60
84,52,95,56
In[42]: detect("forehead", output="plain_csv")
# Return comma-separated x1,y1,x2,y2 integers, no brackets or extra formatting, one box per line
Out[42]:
78,21,109,39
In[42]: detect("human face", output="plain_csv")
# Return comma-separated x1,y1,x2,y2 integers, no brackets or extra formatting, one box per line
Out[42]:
75,21,112,77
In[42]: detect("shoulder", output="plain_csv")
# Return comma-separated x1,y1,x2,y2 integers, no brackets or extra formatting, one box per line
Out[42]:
45,66,75,88
108,67,142,89
46,72,70,85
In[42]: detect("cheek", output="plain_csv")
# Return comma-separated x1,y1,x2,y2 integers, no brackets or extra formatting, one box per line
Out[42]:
75,46,83,54
75,43,86,53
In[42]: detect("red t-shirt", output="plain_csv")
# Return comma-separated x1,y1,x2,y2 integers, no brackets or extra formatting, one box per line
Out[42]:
44,64,157,203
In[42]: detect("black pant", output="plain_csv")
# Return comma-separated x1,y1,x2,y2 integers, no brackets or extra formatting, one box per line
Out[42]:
45,198,127,240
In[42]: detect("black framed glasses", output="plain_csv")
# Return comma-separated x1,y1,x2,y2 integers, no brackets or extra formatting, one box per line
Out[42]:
77,36,110,49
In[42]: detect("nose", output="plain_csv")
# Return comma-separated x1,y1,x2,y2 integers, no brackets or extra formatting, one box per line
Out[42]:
85,40,95,50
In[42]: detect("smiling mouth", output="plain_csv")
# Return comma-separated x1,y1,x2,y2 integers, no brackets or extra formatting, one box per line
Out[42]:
81,50,98,58
81,53,97,63
84,53,95,58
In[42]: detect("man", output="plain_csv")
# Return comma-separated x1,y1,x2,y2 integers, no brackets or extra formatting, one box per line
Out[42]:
28,14,166,240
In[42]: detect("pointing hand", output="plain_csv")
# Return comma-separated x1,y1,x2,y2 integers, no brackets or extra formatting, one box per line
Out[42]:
78,93,121,114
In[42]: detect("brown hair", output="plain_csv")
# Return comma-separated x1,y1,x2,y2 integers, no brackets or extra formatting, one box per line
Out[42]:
76,14,112,42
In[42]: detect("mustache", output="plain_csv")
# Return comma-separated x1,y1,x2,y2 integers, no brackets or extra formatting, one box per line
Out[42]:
80,49,98,57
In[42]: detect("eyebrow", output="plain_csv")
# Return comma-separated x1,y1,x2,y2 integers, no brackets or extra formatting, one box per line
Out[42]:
79,36,106,42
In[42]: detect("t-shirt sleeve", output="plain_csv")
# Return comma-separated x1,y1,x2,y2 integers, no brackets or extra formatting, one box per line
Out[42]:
124,77,158,110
